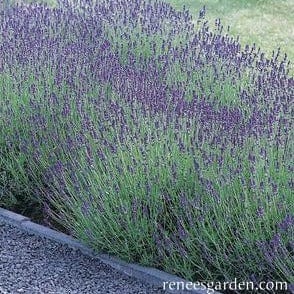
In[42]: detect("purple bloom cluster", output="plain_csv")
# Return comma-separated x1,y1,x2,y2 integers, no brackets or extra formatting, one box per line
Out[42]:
0,0,293,286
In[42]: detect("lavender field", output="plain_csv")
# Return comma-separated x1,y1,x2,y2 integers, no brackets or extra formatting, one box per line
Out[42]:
0,0,293,291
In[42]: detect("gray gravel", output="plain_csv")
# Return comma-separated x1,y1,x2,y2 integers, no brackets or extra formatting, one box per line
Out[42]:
0,218,166,294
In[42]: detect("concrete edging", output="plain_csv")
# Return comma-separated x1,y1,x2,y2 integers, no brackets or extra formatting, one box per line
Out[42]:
0,207,220,294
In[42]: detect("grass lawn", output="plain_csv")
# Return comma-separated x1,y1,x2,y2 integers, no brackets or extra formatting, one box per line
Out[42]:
167,0,294,72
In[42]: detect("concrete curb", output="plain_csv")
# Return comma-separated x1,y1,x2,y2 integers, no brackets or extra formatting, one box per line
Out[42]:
0,207,221,294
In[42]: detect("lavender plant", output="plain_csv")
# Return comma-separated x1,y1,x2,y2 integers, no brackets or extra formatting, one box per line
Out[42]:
0,0,293,289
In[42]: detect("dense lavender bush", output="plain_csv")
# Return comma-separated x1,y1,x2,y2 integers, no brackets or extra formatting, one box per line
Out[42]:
0,0,293,289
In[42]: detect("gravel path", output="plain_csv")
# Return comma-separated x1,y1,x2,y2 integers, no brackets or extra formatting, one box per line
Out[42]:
0,218,166,294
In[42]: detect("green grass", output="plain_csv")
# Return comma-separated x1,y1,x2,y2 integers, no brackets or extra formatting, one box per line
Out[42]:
167,0,294,72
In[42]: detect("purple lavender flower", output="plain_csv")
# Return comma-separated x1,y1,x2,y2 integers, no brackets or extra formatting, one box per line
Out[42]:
278,215,294,232
0,0,293,287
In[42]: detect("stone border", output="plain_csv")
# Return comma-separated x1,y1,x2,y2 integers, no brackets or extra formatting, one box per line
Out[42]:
0,207,221,294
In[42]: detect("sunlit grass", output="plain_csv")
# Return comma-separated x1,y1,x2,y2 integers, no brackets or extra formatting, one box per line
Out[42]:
167,0,294,73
